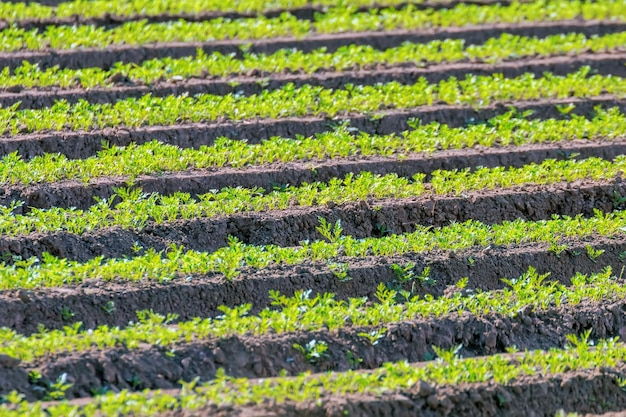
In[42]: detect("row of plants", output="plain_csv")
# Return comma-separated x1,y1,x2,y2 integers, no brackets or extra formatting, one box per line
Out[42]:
5,31,626,90
0,331,622,415
0,268,626,362
0,0,621,52
2,106,624,185
0,209,624,288
0,266,618,361
0,67,621,135
0,0,424,20
1,154,625,236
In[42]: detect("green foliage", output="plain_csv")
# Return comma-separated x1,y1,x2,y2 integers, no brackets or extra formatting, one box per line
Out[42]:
2,330,623,415
3,31,626,90
357,329,386,346
1,266,621,364
0,209,625,290
327,261,350,281
293,340,328,364
390,262,416,283
101,301,115,315
0,0,621,52
1,153,626,238
0,0,415,20
317,218,343,243
0,68,623,135
3,107,626,186
585,244,605,262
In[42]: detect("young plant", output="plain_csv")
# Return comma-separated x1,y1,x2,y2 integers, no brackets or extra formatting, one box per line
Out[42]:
316,218,343,243
293,340,328,364
357,329,386,346
585,244,605,262
327,261,350,282
390,262,416,283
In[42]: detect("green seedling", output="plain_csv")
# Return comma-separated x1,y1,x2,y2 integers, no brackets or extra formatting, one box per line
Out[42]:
101,301,115,315
317,218,343,243
390,262,416,283
293,340,328,364
60,306,75,321
357,329,386,346
586,244,605,262
327,261,350,282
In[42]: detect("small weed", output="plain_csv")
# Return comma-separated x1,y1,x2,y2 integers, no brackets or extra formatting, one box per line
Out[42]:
357,329,385,346
293,340,328,364
328,261,351,281
102,301,115,315
317,217,343,243
390,262,416,283
586,244,604,262
60,306,75,321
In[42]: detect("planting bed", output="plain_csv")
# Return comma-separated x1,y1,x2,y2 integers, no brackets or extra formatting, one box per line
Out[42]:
2,0,626,416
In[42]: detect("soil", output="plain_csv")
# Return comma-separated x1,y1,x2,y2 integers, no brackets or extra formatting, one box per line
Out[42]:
2,96,624,161
4,6,626,415
3,52,624,110
1,178,625,262
4,138,626,212
0,20,623,71
0,295,624,401
1,234,625,335
159,367,626,417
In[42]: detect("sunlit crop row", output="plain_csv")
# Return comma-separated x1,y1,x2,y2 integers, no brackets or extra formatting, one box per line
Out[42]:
3,107,624,185
0,155,624,236
0,0,447,20
0,331,621,415
0,209,623,287
0,266,617,361
0,67,621,135
0,0,621,52
4,31,625,90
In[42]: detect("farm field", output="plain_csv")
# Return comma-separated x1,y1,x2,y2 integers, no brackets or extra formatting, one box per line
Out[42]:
2,0,626,415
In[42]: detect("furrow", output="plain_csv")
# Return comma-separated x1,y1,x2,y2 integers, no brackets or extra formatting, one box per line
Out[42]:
2,235,625,335
0,20,623,71
3,96,623,161
2,52,624,110
5,139,626,212
2,297,624,400
0,179,624,262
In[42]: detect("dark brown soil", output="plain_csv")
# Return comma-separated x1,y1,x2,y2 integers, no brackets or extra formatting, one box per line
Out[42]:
0,20,623,71
2,234,625,335
0,178,624,262
5,139,626,212
3,52,624,110
1,0,517,31
159,366,626,417
3,96,623,161
2,295,625,401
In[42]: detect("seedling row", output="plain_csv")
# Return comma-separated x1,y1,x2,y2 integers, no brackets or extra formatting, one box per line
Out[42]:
2,0,626,415
0,0,621,53
1,31,624,93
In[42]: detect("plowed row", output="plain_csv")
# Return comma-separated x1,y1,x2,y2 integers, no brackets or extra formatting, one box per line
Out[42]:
1,1,626,416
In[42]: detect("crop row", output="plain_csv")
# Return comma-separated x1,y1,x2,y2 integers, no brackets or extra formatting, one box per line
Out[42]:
0,0,621,52
0,266,617,362
2,209,625,289
2,107,624,186
5,31,626,90
1,155,625,236
0,0,459,20
0,333,621,416
0,67,621,135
